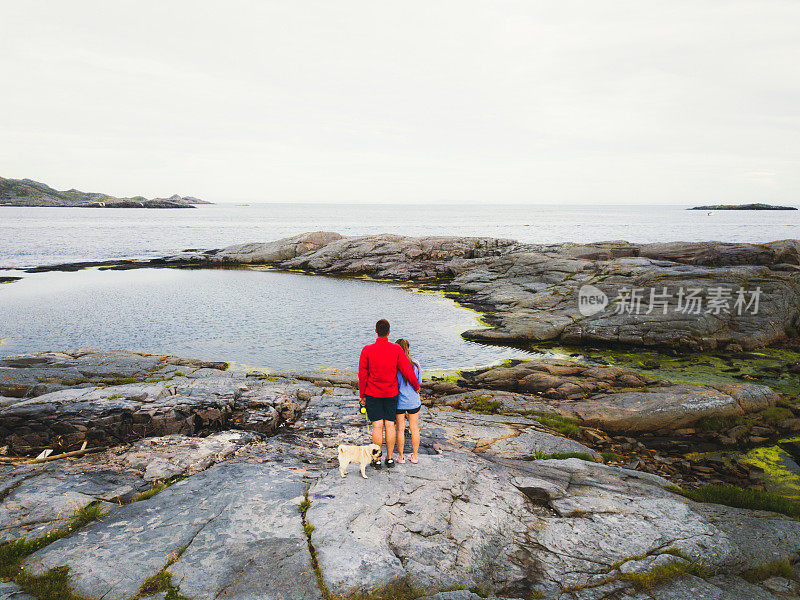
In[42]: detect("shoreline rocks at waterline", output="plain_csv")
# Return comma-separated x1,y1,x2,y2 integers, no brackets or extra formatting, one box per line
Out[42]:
161,232,800,351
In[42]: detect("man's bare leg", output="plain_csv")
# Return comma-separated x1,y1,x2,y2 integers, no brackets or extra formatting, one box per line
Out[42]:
384,419,396,460
372,420,384,450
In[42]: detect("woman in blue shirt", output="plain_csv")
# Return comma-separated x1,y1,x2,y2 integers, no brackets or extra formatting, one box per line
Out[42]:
394,338,421,464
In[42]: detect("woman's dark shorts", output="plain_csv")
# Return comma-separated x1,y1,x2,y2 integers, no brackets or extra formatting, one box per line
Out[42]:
396,405,421,416
364,395,398,422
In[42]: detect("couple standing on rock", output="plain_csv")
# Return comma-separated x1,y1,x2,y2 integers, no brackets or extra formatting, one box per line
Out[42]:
358,318,422,467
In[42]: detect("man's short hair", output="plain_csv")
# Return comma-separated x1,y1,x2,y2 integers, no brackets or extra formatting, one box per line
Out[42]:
375,319,390,337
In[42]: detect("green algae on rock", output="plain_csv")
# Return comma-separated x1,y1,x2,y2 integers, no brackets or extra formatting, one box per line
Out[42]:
740,438,800,499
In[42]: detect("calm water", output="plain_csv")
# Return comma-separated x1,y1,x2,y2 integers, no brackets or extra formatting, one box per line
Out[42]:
1,203,797,368
0,267,526,370
2,203,799,269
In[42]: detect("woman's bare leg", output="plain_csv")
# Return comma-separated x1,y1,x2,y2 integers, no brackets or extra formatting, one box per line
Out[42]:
408,411,420,458
395,413,406,460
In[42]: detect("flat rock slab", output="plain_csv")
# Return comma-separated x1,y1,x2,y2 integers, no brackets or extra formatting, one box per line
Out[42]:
0,349,226,399
0,581,39,600
0,430,260,543
0,463,137,542
0,351,316,453
423,408,598,458
307,450,800,597
487,427,598,459
435,379,777,433
463,359,653,399
114,430,261,481
572,383,777,432
24,460,320,600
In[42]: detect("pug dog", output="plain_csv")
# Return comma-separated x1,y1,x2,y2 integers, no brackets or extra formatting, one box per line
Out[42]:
338,443,382,478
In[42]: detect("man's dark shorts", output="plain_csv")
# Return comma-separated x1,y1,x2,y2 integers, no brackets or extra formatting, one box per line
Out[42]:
364,395,398,423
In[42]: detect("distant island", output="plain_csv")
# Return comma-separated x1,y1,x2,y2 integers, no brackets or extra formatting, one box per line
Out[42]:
0,176,210,208
689,203,797,211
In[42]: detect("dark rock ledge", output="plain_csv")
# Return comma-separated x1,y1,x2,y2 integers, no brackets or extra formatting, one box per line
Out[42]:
1,349,799,600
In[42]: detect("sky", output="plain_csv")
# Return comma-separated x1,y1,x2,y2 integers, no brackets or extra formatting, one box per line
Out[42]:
1,1,799,205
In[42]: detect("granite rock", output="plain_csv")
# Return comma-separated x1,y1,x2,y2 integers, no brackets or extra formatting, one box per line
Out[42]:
168,233,800,350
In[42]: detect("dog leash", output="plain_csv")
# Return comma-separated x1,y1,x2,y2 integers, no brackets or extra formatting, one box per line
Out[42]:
360,405,371,435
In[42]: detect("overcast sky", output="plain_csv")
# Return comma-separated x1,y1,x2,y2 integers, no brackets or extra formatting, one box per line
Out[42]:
1,1,799,205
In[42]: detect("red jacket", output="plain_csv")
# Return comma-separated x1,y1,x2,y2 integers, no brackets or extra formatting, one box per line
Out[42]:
358,337,420,398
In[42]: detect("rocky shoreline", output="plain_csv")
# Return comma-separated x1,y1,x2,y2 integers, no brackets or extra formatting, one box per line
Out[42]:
1,232,799,599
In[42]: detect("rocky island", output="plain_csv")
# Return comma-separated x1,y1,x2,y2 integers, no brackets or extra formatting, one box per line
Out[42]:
162,232,800,351
1,233,799,600
689,203,797,210
0,177,209,208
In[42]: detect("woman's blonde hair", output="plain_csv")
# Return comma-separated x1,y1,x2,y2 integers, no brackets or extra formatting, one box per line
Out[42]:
395,338,419,375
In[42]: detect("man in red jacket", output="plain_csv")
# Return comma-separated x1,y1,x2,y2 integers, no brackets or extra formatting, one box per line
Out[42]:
359,318,420,467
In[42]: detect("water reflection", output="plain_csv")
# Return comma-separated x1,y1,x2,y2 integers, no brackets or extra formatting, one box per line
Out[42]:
0,268,529,370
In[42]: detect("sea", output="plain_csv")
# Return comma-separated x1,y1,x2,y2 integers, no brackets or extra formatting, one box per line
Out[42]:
1,203,798,369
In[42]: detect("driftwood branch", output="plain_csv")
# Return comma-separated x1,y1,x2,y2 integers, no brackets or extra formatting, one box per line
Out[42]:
0,443,102,465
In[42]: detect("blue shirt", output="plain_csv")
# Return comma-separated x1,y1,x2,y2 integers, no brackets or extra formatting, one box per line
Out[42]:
397,363,421,410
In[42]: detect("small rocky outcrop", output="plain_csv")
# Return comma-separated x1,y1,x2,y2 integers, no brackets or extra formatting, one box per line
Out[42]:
459,359,656,398
0,350,313,454
0,176,207,208
446,359,779,432
690,203,798,210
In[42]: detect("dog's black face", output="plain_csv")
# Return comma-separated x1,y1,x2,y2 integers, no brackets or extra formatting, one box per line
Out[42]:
372,447,382,459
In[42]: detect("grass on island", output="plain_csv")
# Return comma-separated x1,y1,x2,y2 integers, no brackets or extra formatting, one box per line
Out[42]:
532,413,582,438
461,395,502,415
601,451,622,463
330,580,511,600
135,548,191,600
564,552,710,594
0,503,107,579
99,376,140,386
133,474,187,502
15,566,95,600
741,559,795,583
525,450,596,462
138,569,173,596
0,503,107,600
668,484,800,519
620,559,709,590
697,405,794,433
533,343,800,395
298,494,331,599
